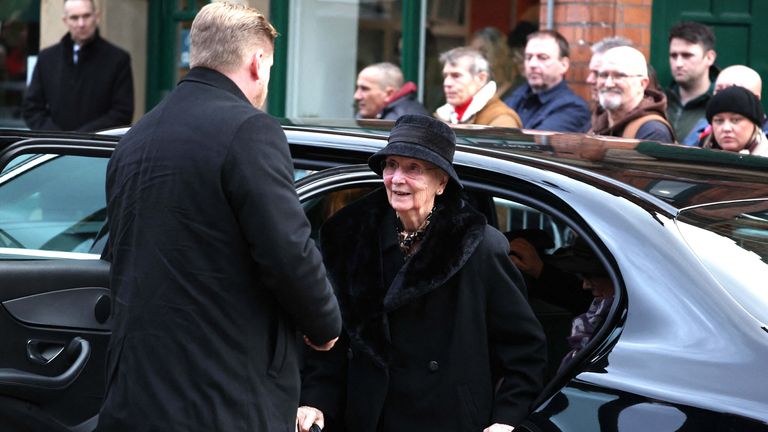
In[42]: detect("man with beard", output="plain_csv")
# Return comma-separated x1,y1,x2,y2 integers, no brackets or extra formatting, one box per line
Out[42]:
665,22,718,141
590,46,675,142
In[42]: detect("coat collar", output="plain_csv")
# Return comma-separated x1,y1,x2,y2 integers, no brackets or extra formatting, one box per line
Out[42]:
435,81,498,124
320,188,487,366
179,67,251,105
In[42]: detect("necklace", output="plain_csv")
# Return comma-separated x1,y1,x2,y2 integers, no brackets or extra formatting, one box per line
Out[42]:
396,206,436,257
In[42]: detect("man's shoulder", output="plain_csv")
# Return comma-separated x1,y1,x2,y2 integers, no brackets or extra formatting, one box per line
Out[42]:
95,37,131,59
37,41,64,59
634,118,675,142
547,82,588,109
503,84,530,107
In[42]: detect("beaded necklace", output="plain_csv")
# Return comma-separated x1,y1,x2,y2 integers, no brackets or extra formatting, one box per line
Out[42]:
396,206,436,258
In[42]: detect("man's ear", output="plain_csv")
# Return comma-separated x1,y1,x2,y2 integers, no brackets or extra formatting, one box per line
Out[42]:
705,49,717,66
249,49,264,80
560,56,570,74
476,70,489,85
639,76,650,91
384,86,397,101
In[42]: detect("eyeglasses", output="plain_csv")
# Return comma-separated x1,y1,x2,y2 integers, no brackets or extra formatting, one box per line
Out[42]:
381,159,437,179
596,71,645,83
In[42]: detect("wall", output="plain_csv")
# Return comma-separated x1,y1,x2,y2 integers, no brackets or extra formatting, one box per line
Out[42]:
39,0,148,123
540,0,653,102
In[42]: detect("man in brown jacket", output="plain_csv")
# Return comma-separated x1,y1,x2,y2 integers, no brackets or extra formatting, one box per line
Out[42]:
590,46,675,142
434,47,522,128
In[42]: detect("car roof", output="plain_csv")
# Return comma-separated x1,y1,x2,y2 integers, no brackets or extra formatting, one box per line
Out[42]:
281,120,768,210
4,122,767,212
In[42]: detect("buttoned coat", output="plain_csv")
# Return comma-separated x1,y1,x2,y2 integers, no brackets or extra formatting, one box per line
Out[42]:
301,188,547,431
22,31,133,132
98,67,341,432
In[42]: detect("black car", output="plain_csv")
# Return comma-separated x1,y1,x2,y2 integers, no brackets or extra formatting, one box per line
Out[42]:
1,124,767,431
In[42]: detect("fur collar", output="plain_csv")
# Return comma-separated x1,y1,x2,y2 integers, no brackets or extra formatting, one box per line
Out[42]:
435,81,498,124
320,188,487,366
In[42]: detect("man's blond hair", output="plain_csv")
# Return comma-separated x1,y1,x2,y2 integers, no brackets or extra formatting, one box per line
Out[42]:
190,2,278,73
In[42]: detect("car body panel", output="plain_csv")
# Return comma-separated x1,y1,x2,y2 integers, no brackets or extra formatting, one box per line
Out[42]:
0,125,767,430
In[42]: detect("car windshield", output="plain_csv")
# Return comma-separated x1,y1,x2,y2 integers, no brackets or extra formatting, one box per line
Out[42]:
677,200,768,324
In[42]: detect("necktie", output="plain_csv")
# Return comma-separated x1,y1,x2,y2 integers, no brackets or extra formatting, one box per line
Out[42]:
73,44,80,64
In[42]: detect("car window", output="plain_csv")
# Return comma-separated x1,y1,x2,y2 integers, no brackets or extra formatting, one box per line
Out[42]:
0,154,108,253
677,201,768,323
0,153,314,255
494,197,575,252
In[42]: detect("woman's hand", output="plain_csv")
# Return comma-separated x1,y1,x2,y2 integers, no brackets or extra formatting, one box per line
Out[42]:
296,406,324,432
483,423,515,432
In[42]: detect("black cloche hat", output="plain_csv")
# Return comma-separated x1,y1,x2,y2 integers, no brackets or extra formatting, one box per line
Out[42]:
368,114,463,189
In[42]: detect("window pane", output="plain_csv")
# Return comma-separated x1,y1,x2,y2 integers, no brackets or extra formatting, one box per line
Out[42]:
0,154,108,253
0,0,41,128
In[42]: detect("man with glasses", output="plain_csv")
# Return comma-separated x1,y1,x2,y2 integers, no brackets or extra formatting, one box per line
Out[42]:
590,46,675,142
23,0,133,131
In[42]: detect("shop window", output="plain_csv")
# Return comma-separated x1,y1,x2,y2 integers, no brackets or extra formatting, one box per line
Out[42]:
0,1,40,128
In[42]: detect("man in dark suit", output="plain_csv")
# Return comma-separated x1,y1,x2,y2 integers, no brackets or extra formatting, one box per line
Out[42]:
97,3,341,431
22,0,133,131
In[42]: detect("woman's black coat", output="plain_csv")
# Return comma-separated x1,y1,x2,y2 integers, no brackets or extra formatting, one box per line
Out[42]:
301,188,547,431
99,68,341,431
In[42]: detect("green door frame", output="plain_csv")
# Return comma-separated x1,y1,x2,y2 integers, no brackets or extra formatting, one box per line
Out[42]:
267,0,289,118
146,1,204,111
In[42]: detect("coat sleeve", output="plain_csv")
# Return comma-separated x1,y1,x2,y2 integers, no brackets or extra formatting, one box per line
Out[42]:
77,52,135,132
483,227,547,426
222,113,341,345
22,60,61,131
300,331,350,428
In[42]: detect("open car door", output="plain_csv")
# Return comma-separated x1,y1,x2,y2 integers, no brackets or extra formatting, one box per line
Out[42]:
0,135,116,431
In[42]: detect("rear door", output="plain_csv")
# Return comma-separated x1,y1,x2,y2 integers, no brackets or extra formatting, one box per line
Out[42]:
0,137,114,431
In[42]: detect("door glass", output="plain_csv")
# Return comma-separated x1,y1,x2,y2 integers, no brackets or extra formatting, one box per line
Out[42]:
0,154,107,253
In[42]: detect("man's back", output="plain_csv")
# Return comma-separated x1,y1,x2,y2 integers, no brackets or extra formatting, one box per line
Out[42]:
100,67,339,431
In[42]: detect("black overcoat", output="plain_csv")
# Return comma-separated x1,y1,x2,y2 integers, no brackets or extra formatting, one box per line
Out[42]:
22,31,134,132
301,189,547,431
98,67,341,432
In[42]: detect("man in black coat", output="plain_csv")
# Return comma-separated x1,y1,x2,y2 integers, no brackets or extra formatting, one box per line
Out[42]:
97,3,341,431
22,0,133,131
354,62,429,120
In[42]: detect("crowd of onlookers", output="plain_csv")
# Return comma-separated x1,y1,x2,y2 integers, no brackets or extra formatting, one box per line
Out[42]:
354,21,767,157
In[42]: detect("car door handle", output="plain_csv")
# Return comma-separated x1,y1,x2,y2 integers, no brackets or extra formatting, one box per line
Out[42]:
0,337,91,391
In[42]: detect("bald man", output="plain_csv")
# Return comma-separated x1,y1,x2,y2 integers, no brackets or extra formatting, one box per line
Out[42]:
354,62,428,120
684,65,768,145
590,46,675,142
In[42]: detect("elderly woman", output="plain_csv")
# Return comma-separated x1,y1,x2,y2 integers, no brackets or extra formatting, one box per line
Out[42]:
702,85,768,156
297,115,546,432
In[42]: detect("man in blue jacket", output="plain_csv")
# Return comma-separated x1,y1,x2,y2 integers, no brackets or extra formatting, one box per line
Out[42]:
504,30,591,133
